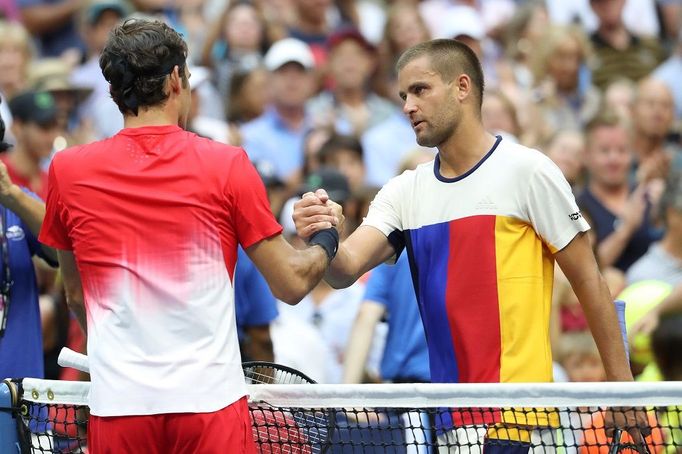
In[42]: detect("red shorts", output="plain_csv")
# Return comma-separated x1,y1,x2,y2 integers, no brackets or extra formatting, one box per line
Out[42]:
88,396,257,454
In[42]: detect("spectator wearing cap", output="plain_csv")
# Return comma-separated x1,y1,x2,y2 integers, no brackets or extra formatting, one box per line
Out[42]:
240,38,317,187
17,0,86,59
3,91,60,200
71,1,127,140
28,58,95,145
308,27,397,138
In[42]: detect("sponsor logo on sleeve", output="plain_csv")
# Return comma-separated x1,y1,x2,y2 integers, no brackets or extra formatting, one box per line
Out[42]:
568,211,582,221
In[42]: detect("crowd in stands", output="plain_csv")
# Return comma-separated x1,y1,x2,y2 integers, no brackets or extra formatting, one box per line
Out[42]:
0,0,681,390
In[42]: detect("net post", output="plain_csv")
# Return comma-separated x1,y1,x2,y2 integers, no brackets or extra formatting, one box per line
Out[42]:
0,379,19,453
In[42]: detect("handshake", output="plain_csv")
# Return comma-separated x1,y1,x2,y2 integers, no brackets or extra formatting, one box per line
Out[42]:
292,188,345,242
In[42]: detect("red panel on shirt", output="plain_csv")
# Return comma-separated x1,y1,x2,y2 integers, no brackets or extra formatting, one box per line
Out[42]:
445,216,501,384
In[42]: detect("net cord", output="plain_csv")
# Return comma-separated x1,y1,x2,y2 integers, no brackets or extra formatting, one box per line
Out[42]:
20,378,682,408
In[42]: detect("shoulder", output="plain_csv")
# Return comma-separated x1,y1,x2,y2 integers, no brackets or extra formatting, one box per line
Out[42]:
493,140,555,174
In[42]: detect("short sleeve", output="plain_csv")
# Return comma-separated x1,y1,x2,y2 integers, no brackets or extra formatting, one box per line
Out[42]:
38,161,73,251
525,156,590,253
227,149,282,249
363,264,392,307
361,174,406,258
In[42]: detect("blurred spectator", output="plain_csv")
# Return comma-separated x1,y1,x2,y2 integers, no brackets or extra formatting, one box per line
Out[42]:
187,66,232,144
545,130,587,189
234,246,278,362
631,77,682,181
201,1,267,106
254,159,288,219
627,171,682,286
528,25,600,145
652,31,682,119
288,0,335,62
0,0,20,20
361,110,434,188
226,67,269,126
17,0,86,59
277,168,383,383
546,0,661,38
481,89,521,142
317,134,365,193
301,125,333,177
70,0,126,140
4,91,61,199
557,332,607,382
577,111,662,271
375,1,430,104
0,20,34,143
241,38,316,187
652,312,682,381
308,27,396,137
602,77,637,125
0,96,57,383
28,58,95,145
588,0,665,90
419,0,516,42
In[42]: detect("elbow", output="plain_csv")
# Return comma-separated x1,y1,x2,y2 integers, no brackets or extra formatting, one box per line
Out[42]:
65,292,84,312
271,281,309,306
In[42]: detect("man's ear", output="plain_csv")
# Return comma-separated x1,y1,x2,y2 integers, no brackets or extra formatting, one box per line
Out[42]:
456,74,473,102
169,65,182,94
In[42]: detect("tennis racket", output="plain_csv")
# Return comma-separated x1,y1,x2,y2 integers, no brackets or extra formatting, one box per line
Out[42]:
609,427,652,454
244,361,334,454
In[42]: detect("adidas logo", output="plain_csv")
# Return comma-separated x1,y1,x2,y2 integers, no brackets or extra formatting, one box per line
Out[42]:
476,195,497,210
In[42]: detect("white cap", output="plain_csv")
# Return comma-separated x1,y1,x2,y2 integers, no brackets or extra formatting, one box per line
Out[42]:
439,6,485,41
264,38,315,72
189,66,211,91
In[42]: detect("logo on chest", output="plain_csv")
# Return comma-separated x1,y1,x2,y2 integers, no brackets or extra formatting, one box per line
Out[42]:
476,195,497,210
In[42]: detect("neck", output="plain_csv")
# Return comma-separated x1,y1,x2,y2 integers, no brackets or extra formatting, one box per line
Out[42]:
335,87,366,107
437,118,497,178
661,232,682,259
275,104,305,130
588,180,629,209
633,132,664,161
296,15,327,35
123,106,180,129
597,24,629,49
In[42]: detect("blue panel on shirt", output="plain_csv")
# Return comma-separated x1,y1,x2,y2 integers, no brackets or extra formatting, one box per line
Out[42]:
406,222,459,384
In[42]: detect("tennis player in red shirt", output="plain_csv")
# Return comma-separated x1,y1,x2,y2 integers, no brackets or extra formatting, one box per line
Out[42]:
39,19,339,454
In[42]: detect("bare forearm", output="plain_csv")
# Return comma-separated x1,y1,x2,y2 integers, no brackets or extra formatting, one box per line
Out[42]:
277,246,329,304
343,303,383,383
20,0,82,35
67,298,87,337
575,274,633,381
1,185,57,262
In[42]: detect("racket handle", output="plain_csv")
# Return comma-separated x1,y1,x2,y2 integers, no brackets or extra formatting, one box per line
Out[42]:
57,347,90,373
609,428,623,454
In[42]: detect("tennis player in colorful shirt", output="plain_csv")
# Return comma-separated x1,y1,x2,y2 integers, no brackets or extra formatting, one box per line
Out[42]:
39,20,337,454
293,39,647,452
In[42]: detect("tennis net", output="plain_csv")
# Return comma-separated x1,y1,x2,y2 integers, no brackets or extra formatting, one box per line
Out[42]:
5,378,682,453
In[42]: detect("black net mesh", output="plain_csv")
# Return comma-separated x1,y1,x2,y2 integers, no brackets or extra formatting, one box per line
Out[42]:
14,397,682,453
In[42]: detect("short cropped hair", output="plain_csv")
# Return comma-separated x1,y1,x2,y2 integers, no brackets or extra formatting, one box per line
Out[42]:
100,19,188,116
396,39,485,109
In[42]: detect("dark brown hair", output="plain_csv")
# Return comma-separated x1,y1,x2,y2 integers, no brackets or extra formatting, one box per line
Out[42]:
99,19,188,116
396,39,485,109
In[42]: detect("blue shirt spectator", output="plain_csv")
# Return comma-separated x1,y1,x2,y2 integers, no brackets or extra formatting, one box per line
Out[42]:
0,190,55,379
234,247,278,359
364,253,430,382
17,0,85,58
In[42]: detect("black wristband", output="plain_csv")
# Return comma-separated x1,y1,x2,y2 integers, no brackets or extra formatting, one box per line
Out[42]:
309,228,339,261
